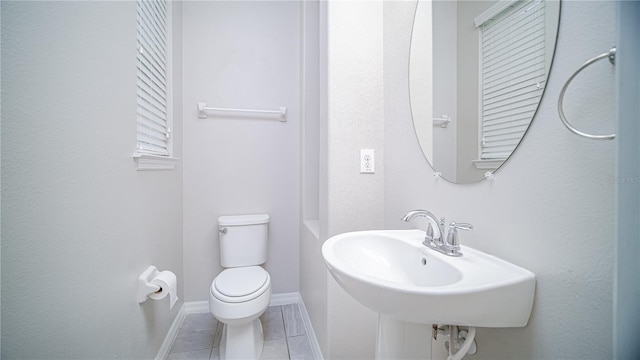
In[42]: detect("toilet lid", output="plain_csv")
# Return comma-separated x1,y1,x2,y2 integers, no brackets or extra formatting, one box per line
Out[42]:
214,266,269,298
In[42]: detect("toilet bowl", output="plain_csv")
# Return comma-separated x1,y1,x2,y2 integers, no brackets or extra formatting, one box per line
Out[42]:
209,214,271,360
209,267,272,359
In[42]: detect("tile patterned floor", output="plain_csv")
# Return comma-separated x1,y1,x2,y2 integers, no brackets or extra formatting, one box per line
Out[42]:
166,304,314,360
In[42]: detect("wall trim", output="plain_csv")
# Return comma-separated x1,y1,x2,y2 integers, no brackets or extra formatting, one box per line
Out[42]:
154,304,187,360
298,294,325,360
155,293,324,359
270,292,301,306
183,300,210,314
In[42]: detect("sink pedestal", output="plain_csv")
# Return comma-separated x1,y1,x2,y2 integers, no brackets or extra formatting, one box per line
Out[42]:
375,316,432,359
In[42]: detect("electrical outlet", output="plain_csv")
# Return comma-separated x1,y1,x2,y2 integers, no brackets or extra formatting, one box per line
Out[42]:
360,149,375,173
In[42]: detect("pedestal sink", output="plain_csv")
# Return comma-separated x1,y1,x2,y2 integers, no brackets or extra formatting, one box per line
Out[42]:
321,230,535,358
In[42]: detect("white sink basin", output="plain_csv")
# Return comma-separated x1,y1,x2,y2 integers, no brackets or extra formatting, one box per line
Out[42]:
322,229,535,327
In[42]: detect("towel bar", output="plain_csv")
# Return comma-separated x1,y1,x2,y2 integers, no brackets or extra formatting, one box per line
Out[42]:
197,102,287,122
557,47,616,140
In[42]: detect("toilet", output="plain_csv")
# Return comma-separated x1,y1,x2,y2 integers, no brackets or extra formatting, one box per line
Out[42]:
209,214,272,360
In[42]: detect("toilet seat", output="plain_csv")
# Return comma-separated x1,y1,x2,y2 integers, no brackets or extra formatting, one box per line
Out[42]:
211,266,270,303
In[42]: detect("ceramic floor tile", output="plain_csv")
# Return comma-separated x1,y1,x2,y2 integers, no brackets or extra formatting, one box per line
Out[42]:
282,304,305,337
181,313,218,331
262,338,290,360
166,348,213,360
168,305,316,359
262,306,286,340
287,335,313,360
169,328,216,354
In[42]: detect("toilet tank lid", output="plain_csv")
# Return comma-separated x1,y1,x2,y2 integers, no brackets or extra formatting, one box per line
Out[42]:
218,214,270,226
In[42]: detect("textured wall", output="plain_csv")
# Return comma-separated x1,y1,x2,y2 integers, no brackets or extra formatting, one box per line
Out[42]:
181,1,301,301
324,1,385,358
385,1,616,359
1,2,184,358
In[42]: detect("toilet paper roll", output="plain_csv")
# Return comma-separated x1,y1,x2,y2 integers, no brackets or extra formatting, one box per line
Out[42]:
149,270,178,310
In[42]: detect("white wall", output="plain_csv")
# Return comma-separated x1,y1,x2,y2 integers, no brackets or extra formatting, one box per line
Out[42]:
300,0,330,356
1,2,184,358
385,1,616,359
324,1,386,358
326,0,385,236
181,1,301,301
302,1,386,358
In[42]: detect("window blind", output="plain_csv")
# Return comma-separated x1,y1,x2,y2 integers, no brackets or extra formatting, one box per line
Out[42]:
480,0,545,160
136,0,170,156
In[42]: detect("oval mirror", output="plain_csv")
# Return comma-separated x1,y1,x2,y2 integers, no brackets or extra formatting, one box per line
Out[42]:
409,0,561,183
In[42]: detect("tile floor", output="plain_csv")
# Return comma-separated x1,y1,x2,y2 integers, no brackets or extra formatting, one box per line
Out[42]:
166,304,314,360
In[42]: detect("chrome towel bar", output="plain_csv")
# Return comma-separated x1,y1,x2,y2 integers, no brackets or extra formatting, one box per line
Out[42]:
557,47,616,140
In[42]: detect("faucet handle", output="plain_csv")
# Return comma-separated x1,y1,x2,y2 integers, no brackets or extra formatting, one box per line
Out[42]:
446,222,473,251
449,221,473,231
425,223,442,244
426,223,434,239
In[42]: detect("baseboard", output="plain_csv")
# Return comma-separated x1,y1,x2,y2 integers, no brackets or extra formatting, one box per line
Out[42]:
182,300,210,314
270,292,301,306
297,295,325,360
156,293,323,360
155,303,187,360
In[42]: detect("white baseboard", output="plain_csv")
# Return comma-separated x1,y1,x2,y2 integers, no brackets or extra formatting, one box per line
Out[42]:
155,303,187,360
156,293,323,360
270,292,301,306
183,300,210,314
297,295,325,360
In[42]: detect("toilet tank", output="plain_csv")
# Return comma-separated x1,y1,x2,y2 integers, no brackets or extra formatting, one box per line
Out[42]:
218,214,269,268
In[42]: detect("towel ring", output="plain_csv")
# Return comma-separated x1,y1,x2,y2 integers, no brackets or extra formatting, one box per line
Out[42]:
557,47,616,140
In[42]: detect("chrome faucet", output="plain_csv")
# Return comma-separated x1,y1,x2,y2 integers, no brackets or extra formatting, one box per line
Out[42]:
401,210,473,257
401,209,445,246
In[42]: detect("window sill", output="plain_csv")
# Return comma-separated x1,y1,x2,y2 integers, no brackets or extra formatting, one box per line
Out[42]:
472,159,504,170
133,152,180,171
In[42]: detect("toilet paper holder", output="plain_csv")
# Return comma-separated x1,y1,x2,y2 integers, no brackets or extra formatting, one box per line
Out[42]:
138,265,163,303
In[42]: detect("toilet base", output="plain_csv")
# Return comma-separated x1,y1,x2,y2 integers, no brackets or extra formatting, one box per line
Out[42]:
219,319,264,360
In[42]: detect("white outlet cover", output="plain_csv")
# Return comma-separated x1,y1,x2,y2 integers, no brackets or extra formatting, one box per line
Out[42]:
361,149,375,173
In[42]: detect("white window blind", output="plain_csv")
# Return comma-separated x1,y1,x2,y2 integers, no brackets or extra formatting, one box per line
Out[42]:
136,0,171,156
480,0,545,160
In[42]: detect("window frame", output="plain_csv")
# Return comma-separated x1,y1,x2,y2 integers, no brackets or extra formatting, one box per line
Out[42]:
133,0,178,171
